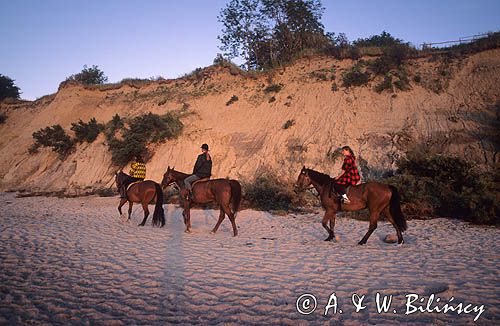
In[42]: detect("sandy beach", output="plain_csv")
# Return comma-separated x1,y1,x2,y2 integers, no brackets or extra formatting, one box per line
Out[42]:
0,192,498,325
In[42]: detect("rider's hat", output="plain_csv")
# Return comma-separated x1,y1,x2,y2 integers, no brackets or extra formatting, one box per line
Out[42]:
201,144,209,150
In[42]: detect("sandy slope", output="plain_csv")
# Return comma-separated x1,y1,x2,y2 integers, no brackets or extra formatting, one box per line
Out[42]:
0,192,498,325
0,49,499,194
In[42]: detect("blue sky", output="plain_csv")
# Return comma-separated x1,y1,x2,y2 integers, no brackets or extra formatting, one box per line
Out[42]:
1,0,499,100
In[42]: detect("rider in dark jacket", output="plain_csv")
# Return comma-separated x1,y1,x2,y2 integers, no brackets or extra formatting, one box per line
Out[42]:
184,144,212,199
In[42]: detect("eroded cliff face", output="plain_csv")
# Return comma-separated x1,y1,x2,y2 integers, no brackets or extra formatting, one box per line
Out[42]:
1,49,498,195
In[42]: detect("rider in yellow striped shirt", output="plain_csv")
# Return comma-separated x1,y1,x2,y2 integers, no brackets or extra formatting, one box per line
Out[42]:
120,155,146,198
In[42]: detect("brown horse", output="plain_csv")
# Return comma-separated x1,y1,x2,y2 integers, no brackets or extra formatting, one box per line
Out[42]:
161,166,242,236
295,167,407,244
115,171,165,227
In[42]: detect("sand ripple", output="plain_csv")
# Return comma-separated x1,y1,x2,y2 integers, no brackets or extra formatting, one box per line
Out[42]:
0,193,498,325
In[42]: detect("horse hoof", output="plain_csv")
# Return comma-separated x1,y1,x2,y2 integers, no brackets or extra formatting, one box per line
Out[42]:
358,241,366,245
210,230,216,235
185,230,191,234
138,223,144,227
324,237,332,241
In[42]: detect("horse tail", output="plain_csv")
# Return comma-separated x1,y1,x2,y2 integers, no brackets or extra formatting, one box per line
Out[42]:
152,182,165,227
389,185,407,232
229,180,242,217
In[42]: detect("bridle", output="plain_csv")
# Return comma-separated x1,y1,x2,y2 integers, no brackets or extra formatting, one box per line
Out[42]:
295,171,317,196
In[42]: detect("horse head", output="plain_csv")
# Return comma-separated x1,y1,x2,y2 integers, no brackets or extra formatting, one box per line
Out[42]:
161,166,176,188
295,166,312,192
115,170,126,190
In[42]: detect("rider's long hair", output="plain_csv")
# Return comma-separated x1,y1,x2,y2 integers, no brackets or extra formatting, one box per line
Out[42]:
341,146,356,160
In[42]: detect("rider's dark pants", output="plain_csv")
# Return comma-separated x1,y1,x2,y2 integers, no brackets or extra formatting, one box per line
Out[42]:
332,182,347,196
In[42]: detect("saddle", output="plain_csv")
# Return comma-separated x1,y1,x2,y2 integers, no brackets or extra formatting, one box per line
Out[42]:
192,177,210,187
329,183,351,196
127,180,143,192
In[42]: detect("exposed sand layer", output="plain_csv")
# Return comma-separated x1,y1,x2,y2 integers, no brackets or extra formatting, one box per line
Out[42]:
0,192,498,325
1,49,499,195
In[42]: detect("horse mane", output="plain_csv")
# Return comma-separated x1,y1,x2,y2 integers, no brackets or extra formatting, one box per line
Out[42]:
306,168,332,186
169,168,190,180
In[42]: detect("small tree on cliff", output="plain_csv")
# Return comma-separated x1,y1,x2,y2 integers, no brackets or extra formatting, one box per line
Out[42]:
218,0,328,69
0,74,21,101
66,65,108,85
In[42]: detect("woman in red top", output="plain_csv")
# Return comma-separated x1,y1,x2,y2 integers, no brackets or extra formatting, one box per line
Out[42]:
333,146,361,203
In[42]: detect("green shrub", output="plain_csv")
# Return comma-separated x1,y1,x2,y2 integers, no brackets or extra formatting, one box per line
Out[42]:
347,46,360,60
0,112,6,124
71,118,104,143
268,96,276,103
368,43,416,76
383,44,416,66
264,84,283,93
413,74,422,83
0,74,21,101
342,64,370,87
375,74,393,93
282,119,295,129
369,56,395,75
65,65,108,85
331,82,338,92
353,31,405,47
429,79,444,94
386,151,499,224
133,112,183,142
226,95,239,106
104,114,124,141
244,175,296,211
31,125,75,159
107,112,183,166
394,70,410,91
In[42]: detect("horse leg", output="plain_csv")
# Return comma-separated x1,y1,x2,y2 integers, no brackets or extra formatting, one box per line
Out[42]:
322,211,333,241
383,206,404,244
329,212,337,241
138,202,149,226
127,201,133,221
182,201,192,233
210,208,226,234
358,213,379,245
118,198,127,216
222,204,238,237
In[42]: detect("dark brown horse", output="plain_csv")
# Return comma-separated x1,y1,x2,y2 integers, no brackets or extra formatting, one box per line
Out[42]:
295,167,407,244
115,171,165,227
161,166,242,236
